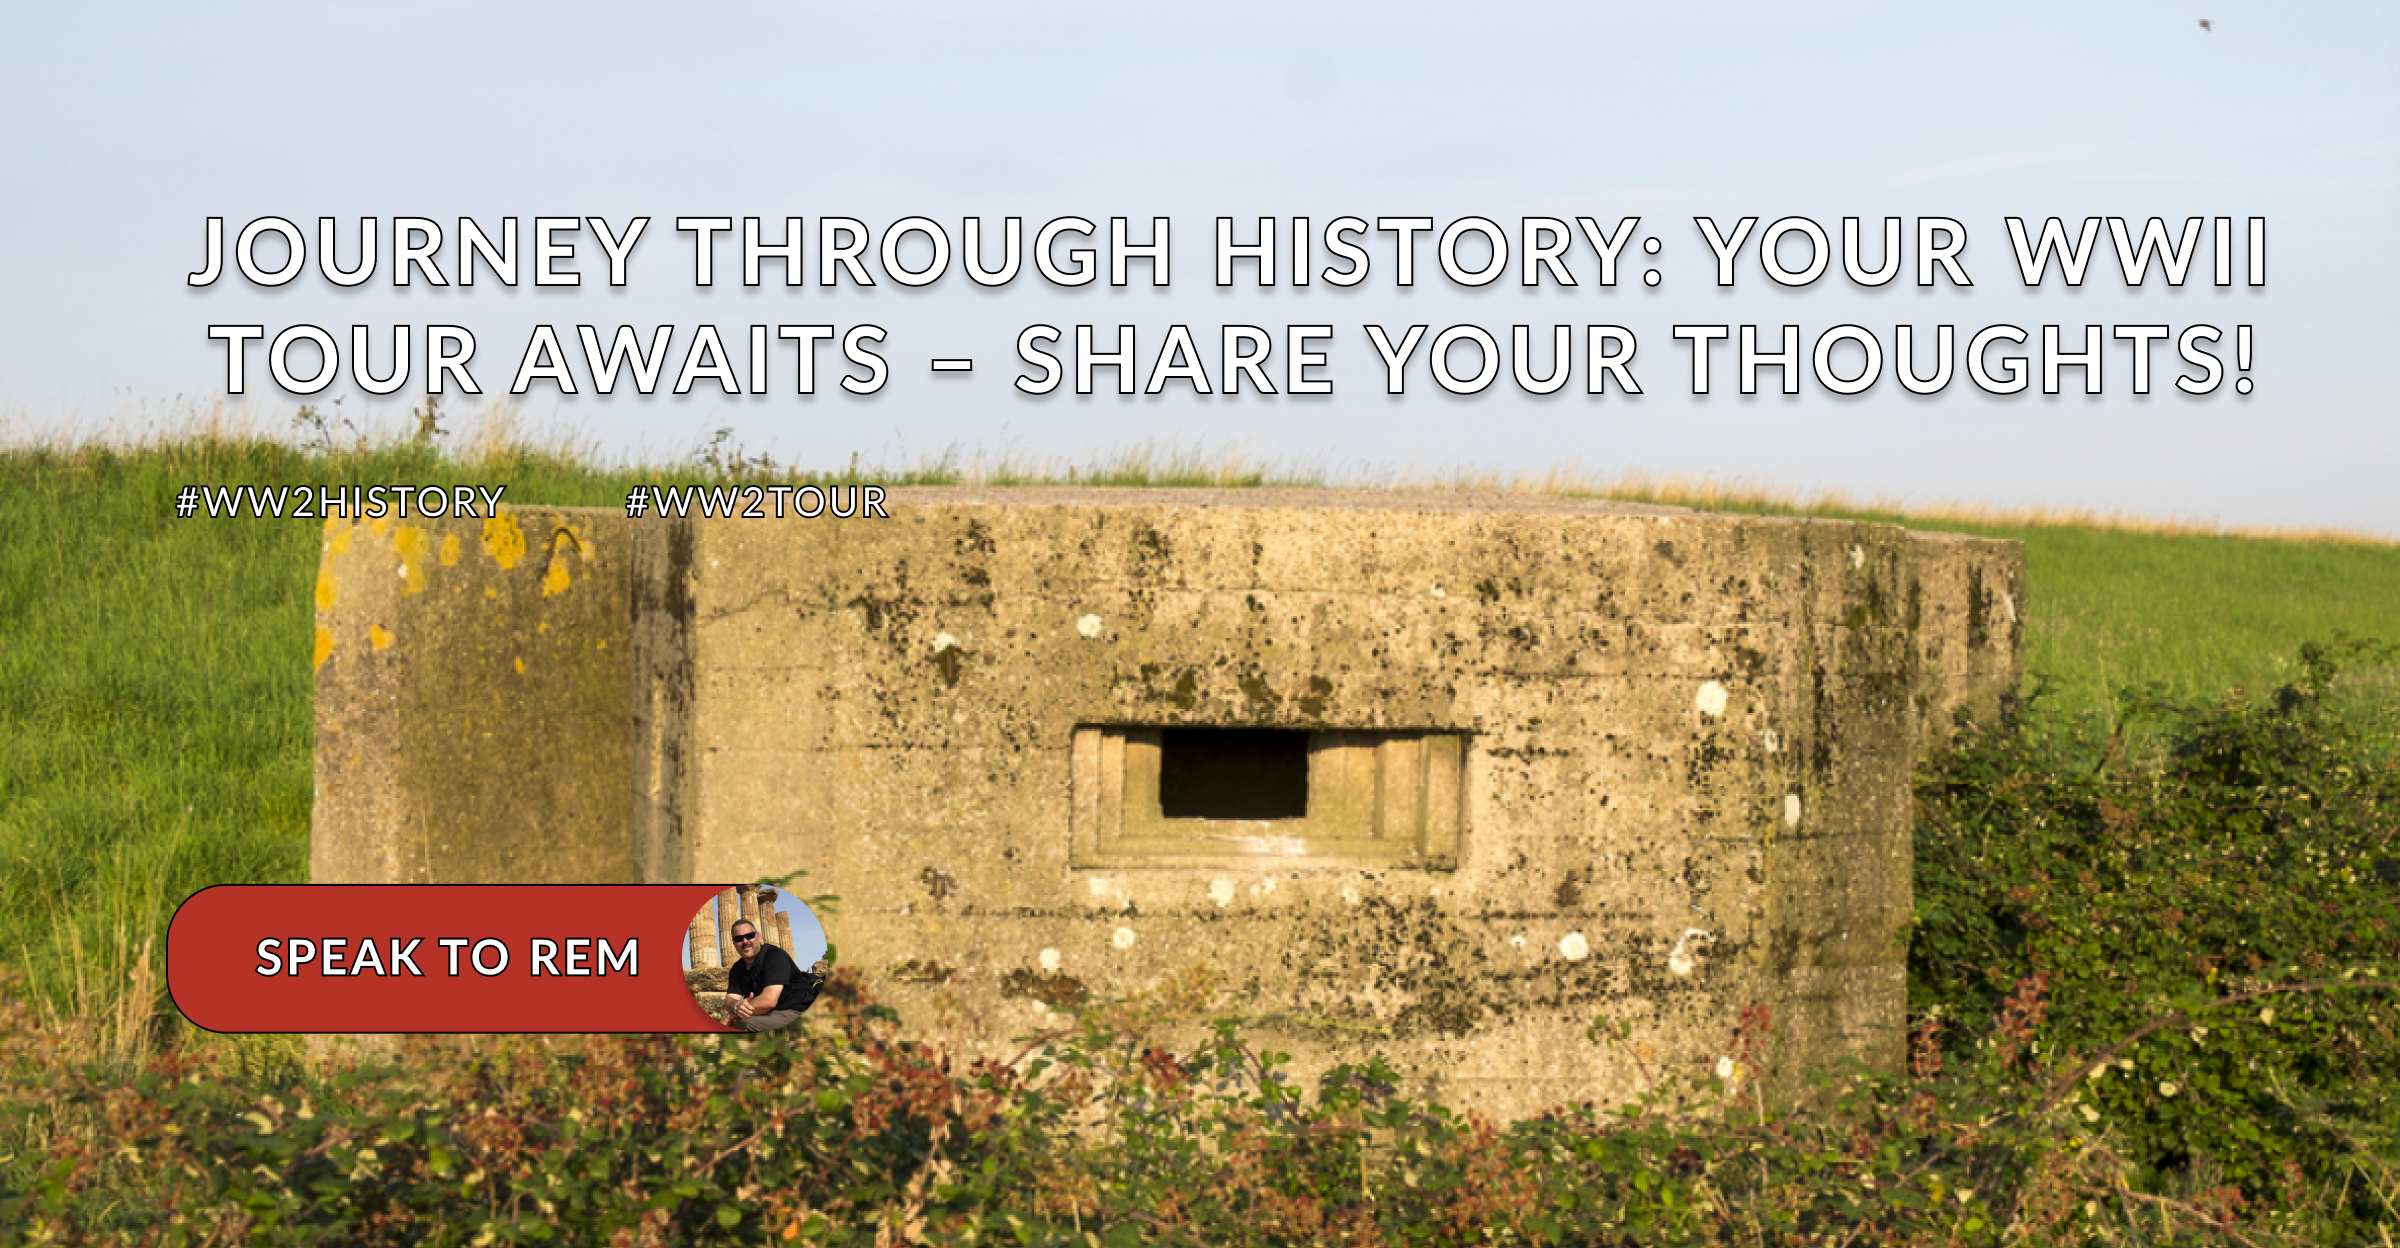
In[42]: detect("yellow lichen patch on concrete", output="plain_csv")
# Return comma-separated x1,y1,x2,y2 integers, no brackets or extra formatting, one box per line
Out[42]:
369,624,394,651
314,568,338,612
439,533,462,567
324,519,355,555
313,626,334,670
394,526,430,595
369,517,390,539
514,656,526,674
482,515,526,570
537,523,589,599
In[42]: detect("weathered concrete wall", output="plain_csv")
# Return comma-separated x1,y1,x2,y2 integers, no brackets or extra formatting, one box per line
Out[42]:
312,509,636,884
312,490,2022,1119
626,490,2023,1117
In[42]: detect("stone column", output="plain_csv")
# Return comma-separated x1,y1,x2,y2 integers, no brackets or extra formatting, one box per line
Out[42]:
687,899,719,969
738,884,761,936
773,908,795,954
757,889,786,952
716,886,741,966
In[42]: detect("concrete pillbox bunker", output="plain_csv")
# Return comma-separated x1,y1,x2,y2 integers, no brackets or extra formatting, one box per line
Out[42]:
312,489,2022,1118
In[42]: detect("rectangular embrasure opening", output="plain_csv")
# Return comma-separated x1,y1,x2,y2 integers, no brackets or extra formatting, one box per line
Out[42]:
1071,726,1465,868
1158,728,1310,819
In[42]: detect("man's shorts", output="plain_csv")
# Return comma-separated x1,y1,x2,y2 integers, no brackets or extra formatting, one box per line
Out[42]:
730,1008,805,1033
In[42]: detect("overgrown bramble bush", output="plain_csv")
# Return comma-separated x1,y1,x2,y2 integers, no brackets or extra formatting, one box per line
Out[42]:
1913,639,2400,1232
0,975,2263,1246
4,645,2395,1245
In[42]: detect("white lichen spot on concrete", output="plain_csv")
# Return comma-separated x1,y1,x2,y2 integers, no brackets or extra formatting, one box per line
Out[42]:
1558,932,1591,961
1038,948,1061,973
1112,927,1136,950
1430,585,1446,599
2001,590,2018,625
1667,928,1716,976
1087,878,1114,898
1784,794,1802,828
1510,934,1527,949
1850,545,1865,569
1762,728,1780,753
1341,886,1361,906
933,632,958,652
1695,681,1729,718
1209,878,1235,907
1715,1055,1736,1081
1261,876,1277,894
1077,614,1104,639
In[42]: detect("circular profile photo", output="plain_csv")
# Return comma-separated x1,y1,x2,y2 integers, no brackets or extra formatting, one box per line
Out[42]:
682,885,829,1032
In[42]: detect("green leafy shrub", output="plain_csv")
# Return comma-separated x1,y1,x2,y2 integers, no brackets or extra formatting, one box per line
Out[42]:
7,977,2380,1243
0,993,1929,1244
1913,640,2400,1229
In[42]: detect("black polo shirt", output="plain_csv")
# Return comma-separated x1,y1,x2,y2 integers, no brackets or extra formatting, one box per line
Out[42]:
727,944,816,1013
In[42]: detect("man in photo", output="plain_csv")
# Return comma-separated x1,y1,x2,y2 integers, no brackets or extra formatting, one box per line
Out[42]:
723,918,818,1032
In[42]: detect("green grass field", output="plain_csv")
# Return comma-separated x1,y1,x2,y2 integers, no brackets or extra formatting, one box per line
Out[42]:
1692,504,2400,728
2,433,2396,1037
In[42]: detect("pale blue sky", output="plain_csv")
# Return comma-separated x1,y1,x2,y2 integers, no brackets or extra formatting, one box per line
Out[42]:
4,1,2395,531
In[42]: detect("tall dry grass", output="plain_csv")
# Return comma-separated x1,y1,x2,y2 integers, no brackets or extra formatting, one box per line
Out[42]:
8,399,2388,545
1409,467,2396,547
